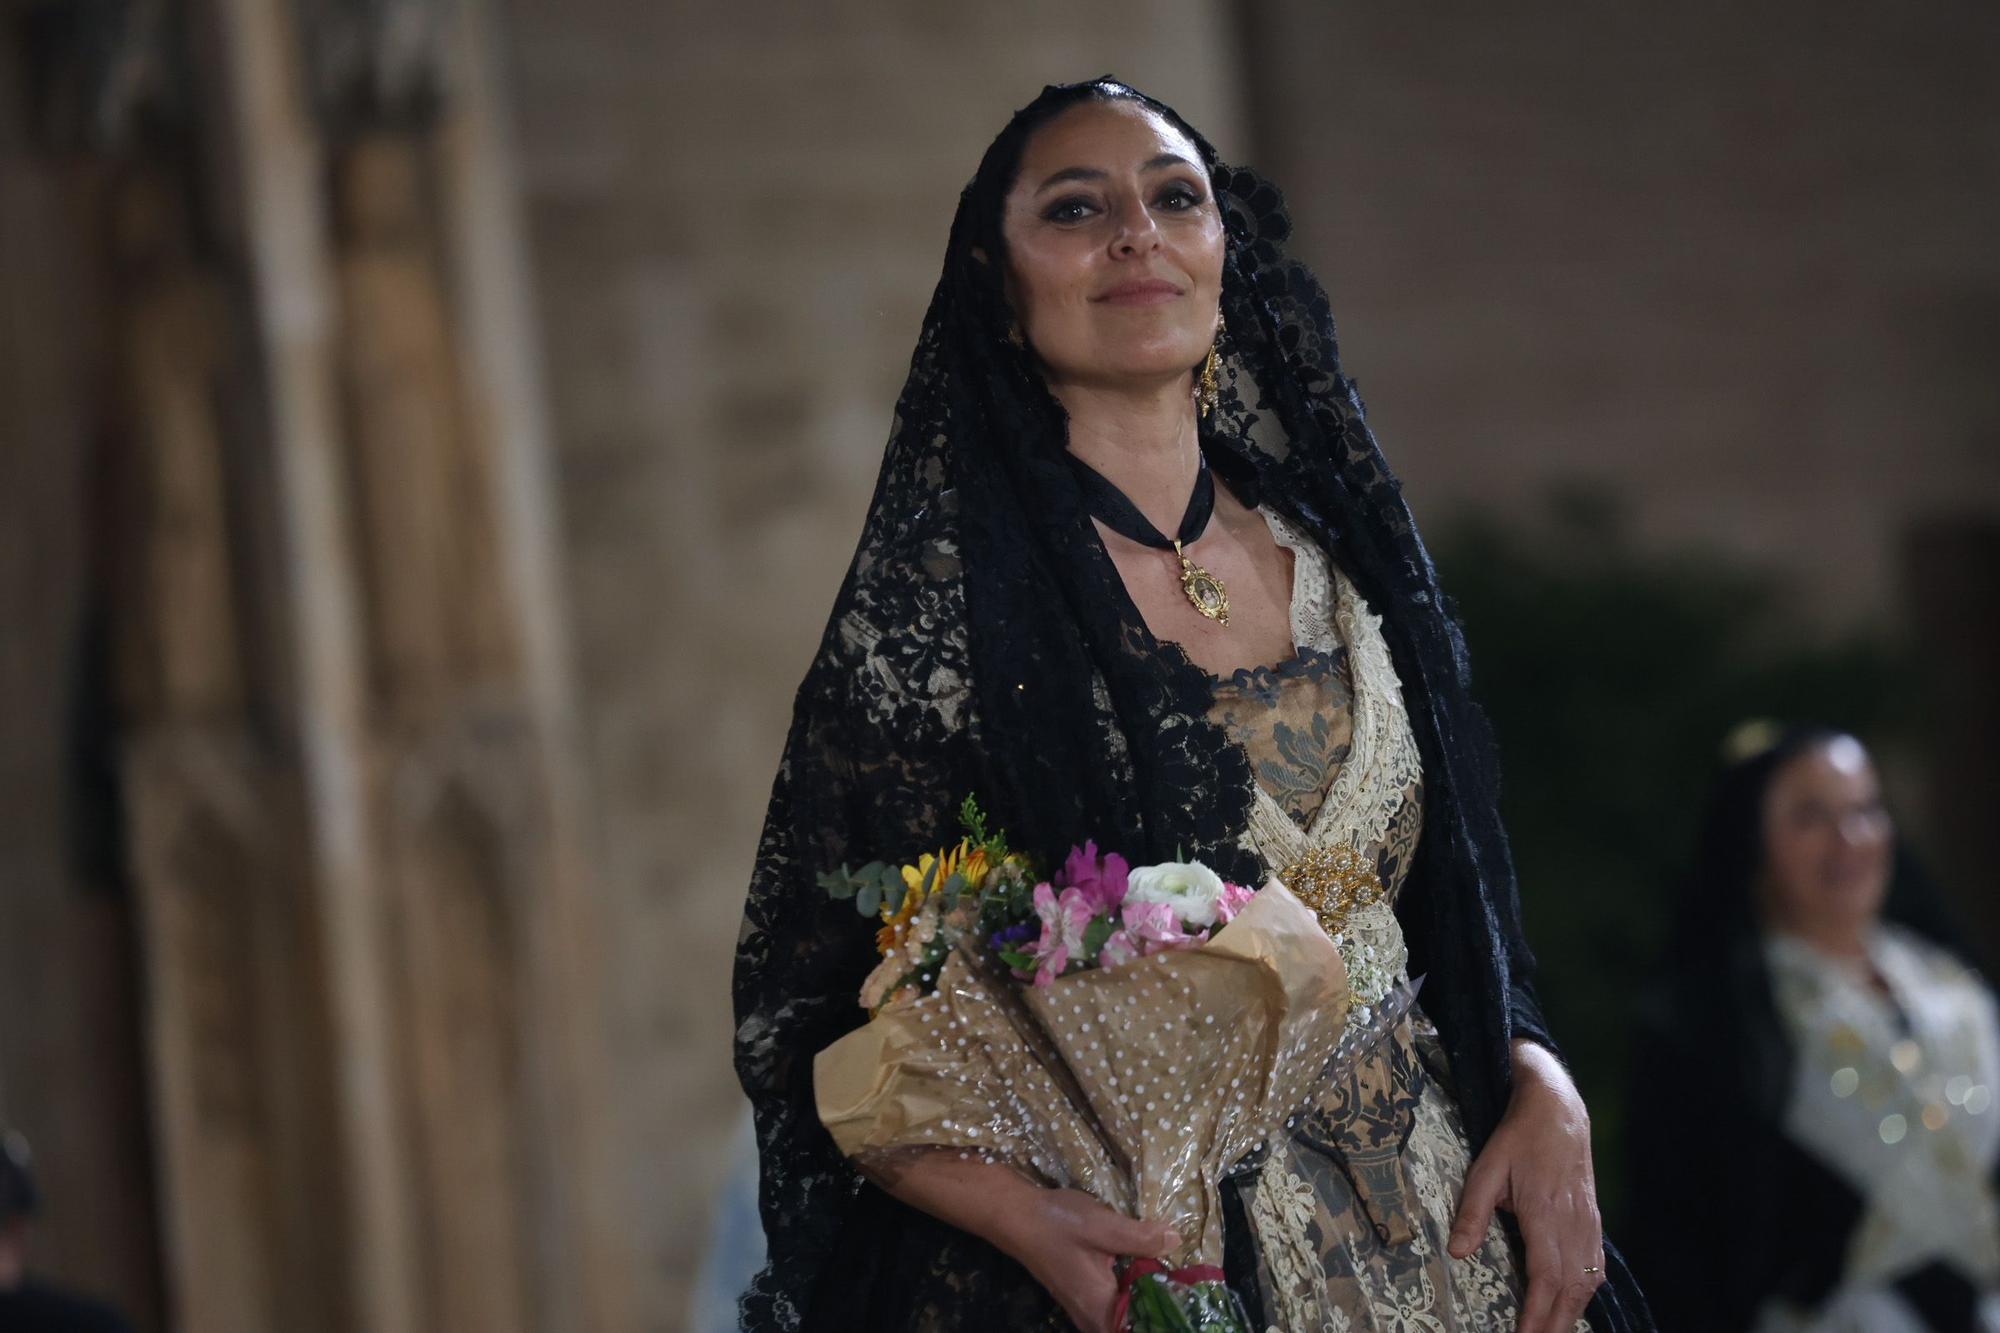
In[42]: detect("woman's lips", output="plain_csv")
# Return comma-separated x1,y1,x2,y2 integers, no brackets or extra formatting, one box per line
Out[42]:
1094,278,1184,306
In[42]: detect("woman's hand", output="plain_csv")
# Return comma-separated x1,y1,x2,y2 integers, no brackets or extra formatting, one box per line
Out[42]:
869,1152,1178,1333
992,1187,1181,1333
1448,1040,1604,1333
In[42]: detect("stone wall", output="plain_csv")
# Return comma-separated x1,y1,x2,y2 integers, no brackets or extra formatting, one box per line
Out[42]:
1241,2,2000,619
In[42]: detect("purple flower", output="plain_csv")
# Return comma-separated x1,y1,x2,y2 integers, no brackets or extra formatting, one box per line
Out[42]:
988,920,1039,957
1060,840,1130,914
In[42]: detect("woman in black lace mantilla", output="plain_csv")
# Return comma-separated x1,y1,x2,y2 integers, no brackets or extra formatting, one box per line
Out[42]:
732,78,1653,1333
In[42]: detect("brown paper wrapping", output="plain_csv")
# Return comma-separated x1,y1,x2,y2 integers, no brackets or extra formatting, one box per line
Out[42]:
814,881,1350,1266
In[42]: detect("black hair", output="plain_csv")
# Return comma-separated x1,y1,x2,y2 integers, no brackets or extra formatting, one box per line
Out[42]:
1678,723,1972,968
962,77,1213,266
946,77,1220,354
1677,724,1850,955
0,1131,38,1223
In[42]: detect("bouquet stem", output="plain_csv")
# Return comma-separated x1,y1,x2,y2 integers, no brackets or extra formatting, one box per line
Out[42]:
1114,1259,1249,1333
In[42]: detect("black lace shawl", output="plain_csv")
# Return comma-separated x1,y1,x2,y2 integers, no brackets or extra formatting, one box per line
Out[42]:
732,80,1652,1332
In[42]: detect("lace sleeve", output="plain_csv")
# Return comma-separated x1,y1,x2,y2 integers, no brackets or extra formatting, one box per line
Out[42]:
732,686,877,1330
731,547,1069,1331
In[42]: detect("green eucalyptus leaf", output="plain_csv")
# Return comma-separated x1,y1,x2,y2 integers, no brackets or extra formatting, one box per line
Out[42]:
816,865,857,899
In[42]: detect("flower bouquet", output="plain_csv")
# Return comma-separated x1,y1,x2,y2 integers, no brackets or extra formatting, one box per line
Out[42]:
813,799,1355,1332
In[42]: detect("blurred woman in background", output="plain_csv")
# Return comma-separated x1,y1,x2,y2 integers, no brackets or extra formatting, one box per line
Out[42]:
1627,724,2000,1332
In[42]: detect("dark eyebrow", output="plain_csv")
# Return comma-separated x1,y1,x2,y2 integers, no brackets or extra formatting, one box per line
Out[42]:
1033,153,1197,193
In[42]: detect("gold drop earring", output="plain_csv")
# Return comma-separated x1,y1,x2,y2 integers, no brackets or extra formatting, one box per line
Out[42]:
1197,332,1222,418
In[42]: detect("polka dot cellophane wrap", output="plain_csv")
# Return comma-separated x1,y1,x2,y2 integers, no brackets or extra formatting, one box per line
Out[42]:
814,881,1352,1267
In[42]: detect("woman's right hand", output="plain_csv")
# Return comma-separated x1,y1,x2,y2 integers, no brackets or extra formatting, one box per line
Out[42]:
992,1187,1182,1333
869,1151,1179,1333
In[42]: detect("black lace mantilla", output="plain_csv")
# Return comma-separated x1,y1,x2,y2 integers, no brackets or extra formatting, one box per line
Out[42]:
732,79,1653,1332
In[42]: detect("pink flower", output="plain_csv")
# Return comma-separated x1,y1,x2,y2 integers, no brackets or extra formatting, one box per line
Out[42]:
1215,881,1256,924
1119,899,1197,956
1029,882,1096,987
1061,840,1130,914
1098,928,1142,970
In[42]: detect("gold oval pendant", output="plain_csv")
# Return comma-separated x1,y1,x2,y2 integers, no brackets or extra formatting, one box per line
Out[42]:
1173,539,1230,626
1182,566,1230,625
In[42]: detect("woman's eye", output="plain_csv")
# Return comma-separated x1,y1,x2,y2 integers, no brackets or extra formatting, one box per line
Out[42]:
1157,182,1204,210
1044,197,1097,224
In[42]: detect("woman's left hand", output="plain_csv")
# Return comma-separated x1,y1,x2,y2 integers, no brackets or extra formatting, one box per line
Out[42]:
1447,1039,1604,1333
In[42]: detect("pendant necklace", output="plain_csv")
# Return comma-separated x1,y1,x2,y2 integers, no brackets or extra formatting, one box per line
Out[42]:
1068,447,1231,626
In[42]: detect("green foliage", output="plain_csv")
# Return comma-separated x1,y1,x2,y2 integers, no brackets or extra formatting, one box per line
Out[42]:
816,860,899,919
1122,1271,1248,1331
1082,914,1115,964
1431,490,1910,1219
960,793,1011,861
976,857,1040,946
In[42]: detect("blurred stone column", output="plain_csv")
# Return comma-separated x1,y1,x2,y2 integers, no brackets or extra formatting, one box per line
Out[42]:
0,8,166,1326
304,0,629,1322
16,0,631,1328
208,0,627,1329
109,154,358,1333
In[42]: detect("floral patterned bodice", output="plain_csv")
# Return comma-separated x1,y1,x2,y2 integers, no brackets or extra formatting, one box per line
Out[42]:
1211,507,1426,1017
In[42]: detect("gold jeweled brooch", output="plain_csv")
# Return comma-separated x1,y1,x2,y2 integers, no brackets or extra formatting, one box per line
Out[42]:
1280,843,1384,937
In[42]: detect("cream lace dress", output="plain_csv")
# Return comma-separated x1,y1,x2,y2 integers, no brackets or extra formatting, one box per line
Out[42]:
1208,507,1587,1333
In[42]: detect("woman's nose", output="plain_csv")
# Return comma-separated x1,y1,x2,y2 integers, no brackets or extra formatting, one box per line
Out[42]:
1110,198,1162,257
1836,811,1883,845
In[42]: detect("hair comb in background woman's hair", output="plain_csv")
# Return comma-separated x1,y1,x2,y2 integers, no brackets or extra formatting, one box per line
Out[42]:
1720,717,1785,765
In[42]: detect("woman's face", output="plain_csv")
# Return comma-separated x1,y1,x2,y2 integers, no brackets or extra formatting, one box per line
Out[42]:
1758,736,1895,944
999,99,1225,394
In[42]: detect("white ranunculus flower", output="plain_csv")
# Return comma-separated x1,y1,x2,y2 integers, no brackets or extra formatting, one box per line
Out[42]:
1124,859,1228,928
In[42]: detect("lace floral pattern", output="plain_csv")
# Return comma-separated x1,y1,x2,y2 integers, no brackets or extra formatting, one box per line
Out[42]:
1209,645,1354,830
1242,1028,1588,1333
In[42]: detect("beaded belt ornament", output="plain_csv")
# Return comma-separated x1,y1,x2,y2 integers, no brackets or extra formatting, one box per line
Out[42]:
1280,842,1384,937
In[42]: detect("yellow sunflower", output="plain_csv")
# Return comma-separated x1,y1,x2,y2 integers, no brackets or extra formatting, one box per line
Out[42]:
876,840,987,955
